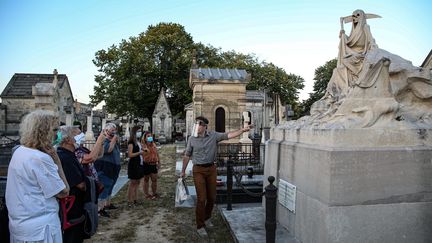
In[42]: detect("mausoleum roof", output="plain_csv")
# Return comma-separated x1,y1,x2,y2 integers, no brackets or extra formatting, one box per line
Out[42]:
191,68,248,81
1,73,68,97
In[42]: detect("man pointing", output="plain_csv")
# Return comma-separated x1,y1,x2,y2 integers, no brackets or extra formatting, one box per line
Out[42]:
180,116,253,237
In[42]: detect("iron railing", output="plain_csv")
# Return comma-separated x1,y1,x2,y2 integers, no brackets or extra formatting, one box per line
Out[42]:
216,138,263,176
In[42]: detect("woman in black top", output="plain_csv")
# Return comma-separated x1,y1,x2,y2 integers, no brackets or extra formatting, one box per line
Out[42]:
127,126,144,206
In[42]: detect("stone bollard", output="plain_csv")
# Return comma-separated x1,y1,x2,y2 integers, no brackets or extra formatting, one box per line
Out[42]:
265,176,277,243
226,158,233,211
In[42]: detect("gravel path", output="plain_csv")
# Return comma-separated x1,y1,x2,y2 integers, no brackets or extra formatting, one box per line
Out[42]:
85,144,234,243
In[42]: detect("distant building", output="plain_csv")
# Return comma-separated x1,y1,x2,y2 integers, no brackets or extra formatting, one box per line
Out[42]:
245,90,284,134
186,66,284,142
152,88,172,142
184,102,194,139
0,70,75,134
74,100,92,131
189,67,250,142
173,117,186,140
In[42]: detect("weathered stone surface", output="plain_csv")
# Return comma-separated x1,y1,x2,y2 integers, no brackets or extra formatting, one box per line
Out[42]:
265,9,432,243
152,88,172,141
0,70,76,134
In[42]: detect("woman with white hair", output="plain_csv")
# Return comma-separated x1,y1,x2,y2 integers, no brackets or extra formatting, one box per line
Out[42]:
94,122,121,217
6,110,69,243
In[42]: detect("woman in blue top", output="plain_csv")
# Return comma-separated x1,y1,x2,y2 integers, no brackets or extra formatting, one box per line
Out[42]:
94,123,121,217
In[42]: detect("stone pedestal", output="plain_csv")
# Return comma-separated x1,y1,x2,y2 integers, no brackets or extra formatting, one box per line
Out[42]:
66,114,73,126
240,112,252,144
101,118,106,130
125,121,130,139
264,127,432,243
85,113,95,141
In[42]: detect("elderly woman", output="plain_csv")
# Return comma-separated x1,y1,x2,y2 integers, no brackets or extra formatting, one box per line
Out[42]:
94,123,121,217
6,110,69,243
57,125,87,243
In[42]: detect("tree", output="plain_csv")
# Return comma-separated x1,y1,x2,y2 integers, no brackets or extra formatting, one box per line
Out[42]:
91,23,194,118
299,58,337,117
247,62,304,111
91,22,305,119
194,48,305,111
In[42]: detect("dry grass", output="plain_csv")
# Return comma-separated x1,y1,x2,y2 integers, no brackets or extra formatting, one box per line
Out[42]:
85,144,235,243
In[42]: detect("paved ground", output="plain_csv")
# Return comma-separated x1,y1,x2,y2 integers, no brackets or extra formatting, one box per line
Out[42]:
110,142,298,242
218,203,299,243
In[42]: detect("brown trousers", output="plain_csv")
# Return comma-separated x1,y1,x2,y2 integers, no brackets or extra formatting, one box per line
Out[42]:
192,164,217,229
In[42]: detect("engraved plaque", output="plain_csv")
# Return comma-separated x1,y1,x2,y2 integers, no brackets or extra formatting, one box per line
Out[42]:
278,179,296,213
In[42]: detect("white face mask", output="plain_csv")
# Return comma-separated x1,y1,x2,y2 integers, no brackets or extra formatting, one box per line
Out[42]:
74,132,86,146
136,131,142,138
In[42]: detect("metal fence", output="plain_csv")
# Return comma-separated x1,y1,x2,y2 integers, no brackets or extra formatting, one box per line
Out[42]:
216,138,263,176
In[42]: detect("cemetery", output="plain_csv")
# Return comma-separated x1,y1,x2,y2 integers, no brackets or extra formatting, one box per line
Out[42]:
0,7,431,243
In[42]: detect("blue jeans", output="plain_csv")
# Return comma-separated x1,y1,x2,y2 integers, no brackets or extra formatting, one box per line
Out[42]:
97,172,114,201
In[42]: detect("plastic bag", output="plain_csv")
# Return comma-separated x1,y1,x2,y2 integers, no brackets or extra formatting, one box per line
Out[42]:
175,178,196,207
175,178,188,202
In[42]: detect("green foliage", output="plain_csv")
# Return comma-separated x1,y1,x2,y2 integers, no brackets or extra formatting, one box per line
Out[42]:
194,48,305,109
299,58,337,117
91,22,305,119
91,22,194,117
247,62,304,111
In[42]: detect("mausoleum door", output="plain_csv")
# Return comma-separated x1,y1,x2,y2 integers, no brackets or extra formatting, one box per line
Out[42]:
215,107,225,132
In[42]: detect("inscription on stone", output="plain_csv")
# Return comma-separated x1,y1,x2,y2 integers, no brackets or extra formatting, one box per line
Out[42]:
278,179,296,213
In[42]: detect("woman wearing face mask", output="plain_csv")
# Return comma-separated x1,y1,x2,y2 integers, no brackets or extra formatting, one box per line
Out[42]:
56,125,87,243
94,123,121,217
127,126,145,206
141,132,161,200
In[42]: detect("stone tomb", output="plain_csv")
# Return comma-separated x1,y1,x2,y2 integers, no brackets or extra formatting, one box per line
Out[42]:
266,127,432,242
265,10,432,243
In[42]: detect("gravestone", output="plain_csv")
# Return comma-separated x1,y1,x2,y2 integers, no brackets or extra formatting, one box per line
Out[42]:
265,10,432,243
152,88,172,142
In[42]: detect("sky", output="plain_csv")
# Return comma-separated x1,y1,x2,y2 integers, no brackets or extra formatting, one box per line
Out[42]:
0,0,431,106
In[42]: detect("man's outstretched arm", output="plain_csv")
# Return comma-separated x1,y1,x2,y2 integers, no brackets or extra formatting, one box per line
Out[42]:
227,124,253,139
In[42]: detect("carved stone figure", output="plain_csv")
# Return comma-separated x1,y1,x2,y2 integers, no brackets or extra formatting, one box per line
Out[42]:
290,10,432,129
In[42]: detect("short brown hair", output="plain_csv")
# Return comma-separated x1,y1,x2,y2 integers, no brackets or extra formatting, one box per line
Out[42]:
195,116,209,125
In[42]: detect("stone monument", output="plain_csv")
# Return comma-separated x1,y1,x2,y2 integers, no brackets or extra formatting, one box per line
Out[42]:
152,88,172,142
264,10,432,243
240,111,252,143
85,110,95,141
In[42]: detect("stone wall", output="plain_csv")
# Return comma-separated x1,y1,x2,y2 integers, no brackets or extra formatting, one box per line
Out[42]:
264,126,432,242
193,83,246,140
1,98,35,134
0,104,6,133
